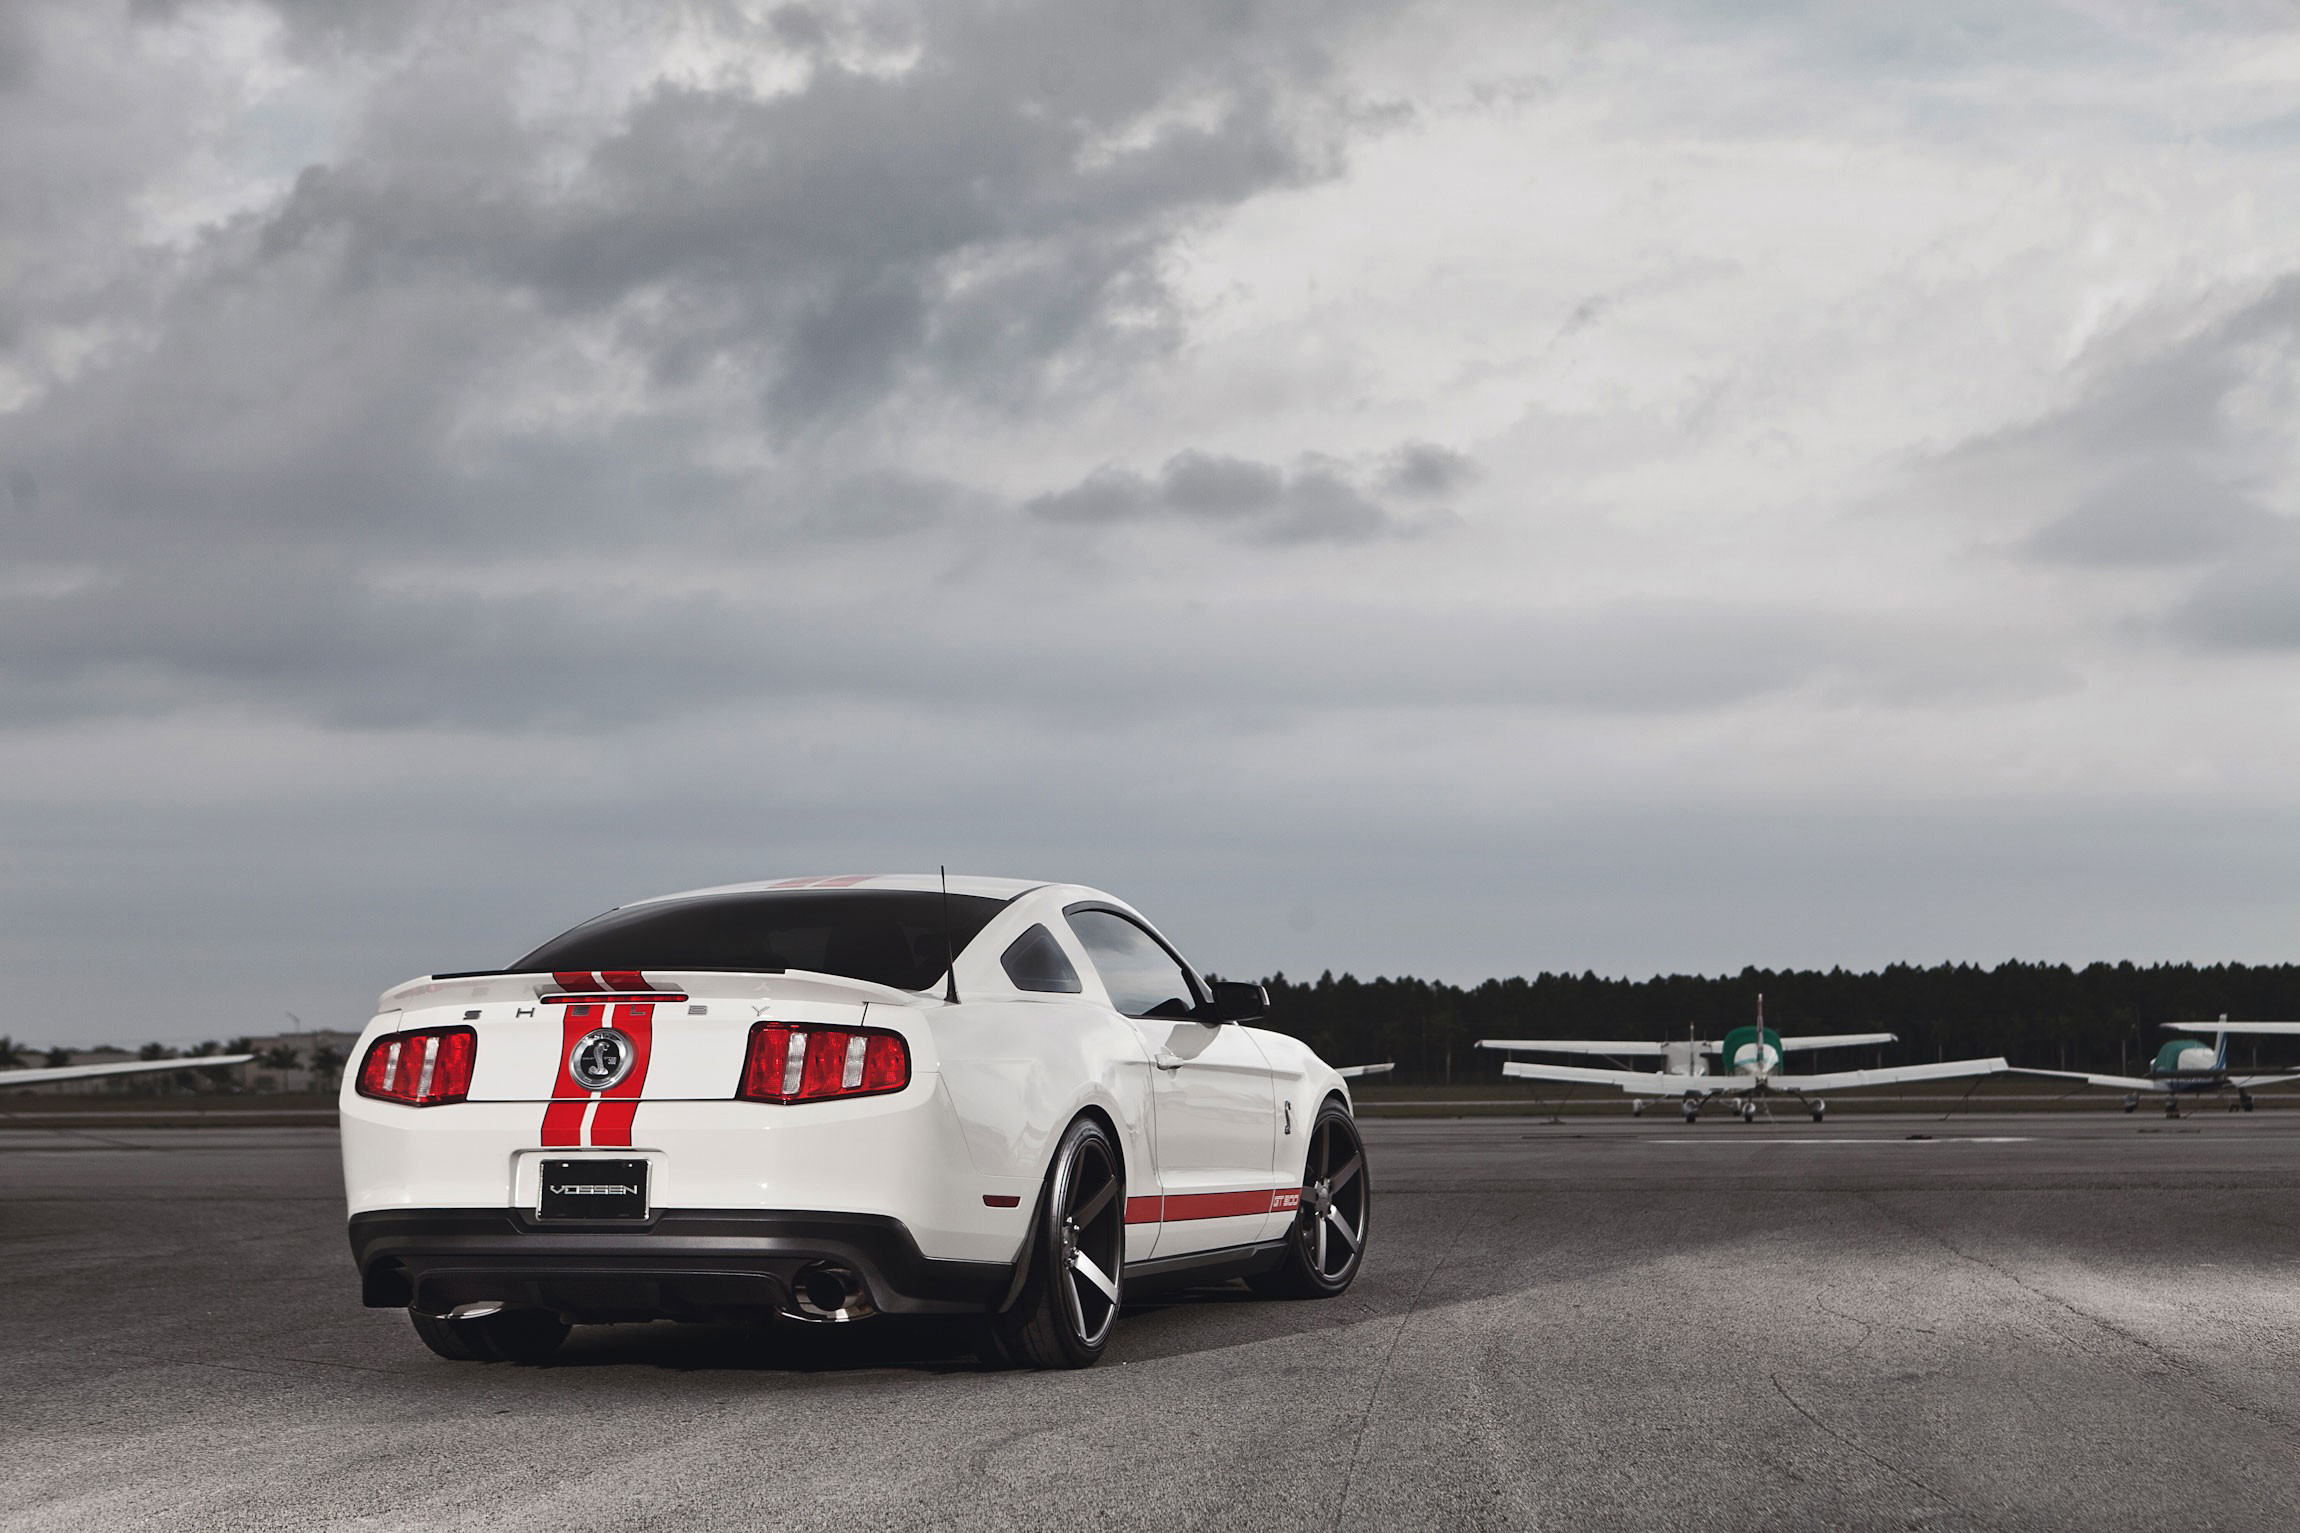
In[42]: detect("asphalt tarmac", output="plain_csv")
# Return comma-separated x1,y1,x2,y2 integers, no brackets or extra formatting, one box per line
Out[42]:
6,1113,2300,1532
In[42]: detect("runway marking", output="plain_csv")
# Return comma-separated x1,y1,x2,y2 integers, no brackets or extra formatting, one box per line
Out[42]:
1643,1136,2035,1145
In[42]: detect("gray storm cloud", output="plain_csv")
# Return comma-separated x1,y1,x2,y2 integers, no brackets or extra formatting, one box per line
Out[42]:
1025,449,1446,544
3,0,2300,1042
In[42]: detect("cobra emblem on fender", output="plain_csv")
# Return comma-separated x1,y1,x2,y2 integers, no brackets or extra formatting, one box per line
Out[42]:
568,1028,636,1091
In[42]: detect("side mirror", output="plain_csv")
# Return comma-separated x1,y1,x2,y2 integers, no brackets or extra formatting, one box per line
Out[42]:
1207,980,1267,1024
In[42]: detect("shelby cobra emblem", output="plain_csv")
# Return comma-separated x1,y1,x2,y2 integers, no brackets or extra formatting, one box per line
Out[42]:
567,1028,635,1091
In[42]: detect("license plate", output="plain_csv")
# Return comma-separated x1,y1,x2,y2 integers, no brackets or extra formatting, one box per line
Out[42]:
538,1159,649,1221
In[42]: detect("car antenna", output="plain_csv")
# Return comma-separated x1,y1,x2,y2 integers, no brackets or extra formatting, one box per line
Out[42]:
940,864,960,1004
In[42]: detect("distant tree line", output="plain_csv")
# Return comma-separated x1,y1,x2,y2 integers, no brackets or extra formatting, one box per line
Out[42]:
1255,962,2300,1084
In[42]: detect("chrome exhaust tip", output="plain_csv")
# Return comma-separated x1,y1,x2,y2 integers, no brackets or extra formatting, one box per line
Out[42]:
785,1262,877,1323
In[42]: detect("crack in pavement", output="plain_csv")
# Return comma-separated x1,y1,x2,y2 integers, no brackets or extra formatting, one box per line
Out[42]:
1860,1193,2300,1446
1770,1371,2004,1533
1333,1204,1468,1521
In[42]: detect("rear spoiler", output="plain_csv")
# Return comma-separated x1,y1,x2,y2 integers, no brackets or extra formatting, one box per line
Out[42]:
426,966,790,981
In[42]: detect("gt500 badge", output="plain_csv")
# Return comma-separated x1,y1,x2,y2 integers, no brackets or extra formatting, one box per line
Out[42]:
569,1028,636,1091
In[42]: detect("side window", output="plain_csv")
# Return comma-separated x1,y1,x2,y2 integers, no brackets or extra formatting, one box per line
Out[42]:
1066,909,1198,1020
1000,925,1082,994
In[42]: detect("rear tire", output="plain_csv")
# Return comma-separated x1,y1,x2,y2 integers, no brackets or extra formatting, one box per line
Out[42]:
1250,1102,1368,1300
409,1306,568,1364
989,1116,1125,1369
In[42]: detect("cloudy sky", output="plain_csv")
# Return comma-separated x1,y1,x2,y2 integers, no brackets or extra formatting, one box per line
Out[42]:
7,0,2300,1044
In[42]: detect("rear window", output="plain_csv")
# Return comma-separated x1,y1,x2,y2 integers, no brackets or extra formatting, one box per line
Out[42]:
514,890,1008,992
1000,924,1082,994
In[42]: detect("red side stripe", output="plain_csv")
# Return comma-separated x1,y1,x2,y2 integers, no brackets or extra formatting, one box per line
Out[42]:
540,1003,602,1147
586,1002,654,1147
1160,1190,1275,1221
1127,1188,1301,1224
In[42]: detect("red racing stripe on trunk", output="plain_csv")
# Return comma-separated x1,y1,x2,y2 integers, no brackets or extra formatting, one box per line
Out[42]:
600,970,649,991
552,971,597,991
540,1003,602,1147
585,1001,655,1147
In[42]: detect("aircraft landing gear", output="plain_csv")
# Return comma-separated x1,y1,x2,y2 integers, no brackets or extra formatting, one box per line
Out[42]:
2122,1094,2139,1113
1631,1099,1645,1117
1682,1099,1700,1123
2242,1091,2256,1112
1810,1100,1827,1123
1740,1101,1757,1123
2164,1098,2180,1119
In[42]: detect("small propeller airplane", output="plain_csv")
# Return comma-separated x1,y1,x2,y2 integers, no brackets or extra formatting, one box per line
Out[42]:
1476,997,2008,1123
2016,1018,2300,1117
1,1053,255,1090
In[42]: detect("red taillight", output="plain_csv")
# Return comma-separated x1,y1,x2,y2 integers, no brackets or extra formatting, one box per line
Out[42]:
355,1026,478,1107
737,1022,909,1104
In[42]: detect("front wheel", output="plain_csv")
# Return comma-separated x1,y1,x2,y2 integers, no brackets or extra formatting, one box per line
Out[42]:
1251,1102,1368,1299
989,1116,1126,1369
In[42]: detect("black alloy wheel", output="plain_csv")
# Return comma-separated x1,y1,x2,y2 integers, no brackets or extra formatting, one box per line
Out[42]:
409,1305,569,1363
1251,1101,1368,1299
991,1116,1126,1369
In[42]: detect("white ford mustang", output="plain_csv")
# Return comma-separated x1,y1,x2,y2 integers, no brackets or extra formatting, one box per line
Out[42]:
340,874,1370,1368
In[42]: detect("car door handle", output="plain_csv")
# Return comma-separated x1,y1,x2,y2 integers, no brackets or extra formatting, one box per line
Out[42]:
1153,1051,1184,1072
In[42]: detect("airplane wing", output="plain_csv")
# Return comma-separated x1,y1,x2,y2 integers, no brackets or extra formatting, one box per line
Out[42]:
1499,1060,1719,1096
1335,1062,1395,1079
1476,1039,1670,1056
1775,1033,1897,1052
2226,1073,2300,1089
2010,1068,2160,1092
2164,1021,2300,1035
0,1054,255,1088
1765,1057,2008,1093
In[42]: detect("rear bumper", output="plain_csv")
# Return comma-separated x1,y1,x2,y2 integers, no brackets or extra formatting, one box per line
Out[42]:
349,1208,1011,1320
